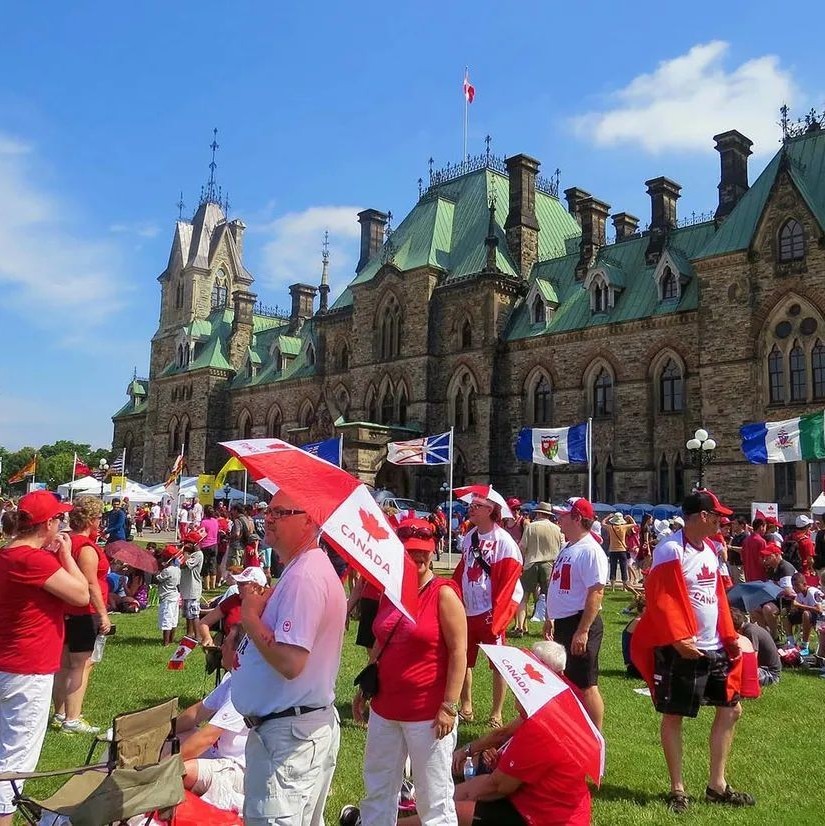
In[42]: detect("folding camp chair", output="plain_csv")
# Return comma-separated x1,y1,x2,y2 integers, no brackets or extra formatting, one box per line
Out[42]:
0,698,184,826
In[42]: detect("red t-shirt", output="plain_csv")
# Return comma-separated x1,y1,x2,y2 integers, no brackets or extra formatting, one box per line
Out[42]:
65,533,108,616
498,723,591,826
0,545,66,674
790,529,815,567
741,533,766,582
219,594,242,628
371,578,459,722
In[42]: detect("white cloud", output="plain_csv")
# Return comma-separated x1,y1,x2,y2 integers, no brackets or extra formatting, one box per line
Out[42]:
255,205,363,298
572,42,799,155
0,129,126,319
109,221,160,239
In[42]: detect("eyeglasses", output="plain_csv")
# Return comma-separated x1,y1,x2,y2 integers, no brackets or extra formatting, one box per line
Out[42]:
265,508,306,520
468,502,492,511
397,525,435,541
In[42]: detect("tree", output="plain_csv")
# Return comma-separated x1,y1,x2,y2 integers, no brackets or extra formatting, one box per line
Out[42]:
0,440,110,494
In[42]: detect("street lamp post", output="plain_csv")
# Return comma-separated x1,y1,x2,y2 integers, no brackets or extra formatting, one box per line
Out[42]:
223,483,231,507
686,428,716,490
98,459,109,499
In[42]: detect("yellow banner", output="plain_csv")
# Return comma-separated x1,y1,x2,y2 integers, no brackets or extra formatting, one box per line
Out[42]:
110,475,126,495
197,474,216,506
215,456,246,489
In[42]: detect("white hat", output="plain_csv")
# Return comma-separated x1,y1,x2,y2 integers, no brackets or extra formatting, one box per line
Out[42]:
672,516,685,527
609,511,626,525
766,532,783,547
653,519,672,538
233,567,267,586
795,514,813,528
590,521,602,537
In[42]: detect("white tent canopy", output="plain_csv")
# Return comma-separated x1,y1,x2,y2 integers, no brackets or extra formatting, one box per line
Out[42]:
57,475,109,499
146,476,258,504
103,481,160,504
811,492,825,515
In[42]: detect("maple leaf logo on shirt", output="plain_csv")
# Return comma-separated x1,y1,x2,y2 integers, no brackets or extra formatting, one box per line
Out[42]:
696,564,715,585
523,663,545,683
467,563,483,583
359,509,389,541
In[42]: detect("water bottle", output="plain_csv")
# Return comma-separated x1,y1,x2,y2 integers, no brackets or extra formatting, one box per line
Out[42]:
91,634,107,663
463,755,476,781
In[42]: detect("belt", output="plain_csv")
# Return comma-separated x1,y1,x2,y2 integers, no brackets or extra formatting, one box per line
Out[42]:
243,705,328,729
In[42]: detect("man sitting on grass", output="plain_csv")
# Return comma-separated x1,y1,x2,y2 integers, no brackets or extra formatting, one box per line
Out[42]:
730,607,780,687
785,572,824,656
176,625,249,814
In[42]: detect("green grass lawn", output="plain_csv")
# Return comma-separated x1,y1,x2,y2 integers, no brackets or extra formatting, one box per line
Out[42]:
29,591,821,824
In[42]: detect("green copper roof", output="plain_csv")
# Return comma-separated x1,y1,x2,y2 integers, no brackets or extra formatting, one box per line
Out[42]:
700,130,825,259
277,335,301,356
112,397,148,419
191,336,231,371
330,168,581,310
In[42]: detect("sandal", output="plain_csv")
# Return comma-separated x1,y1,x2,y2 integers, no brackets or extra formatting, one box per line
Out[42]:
457,710,474,723
487,717,503,729
705,785,755,807
665,791,690,814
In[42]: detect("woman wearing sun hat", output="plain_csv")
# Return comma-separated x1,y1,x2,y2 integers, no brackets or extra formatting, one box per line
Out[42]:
0,490,89,826
345,515,468,826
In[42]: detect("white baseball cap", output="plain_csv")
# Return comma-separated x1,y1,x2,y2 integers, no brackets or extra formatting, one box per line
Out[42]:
232,567,267,586
795,514,813,528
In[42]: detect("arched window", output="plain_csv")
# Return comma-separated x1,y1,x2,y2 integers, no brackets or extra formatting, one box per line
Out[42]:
532,374,552,424
211,270,228,309
593,283,608,313
238,411,252,440
267,406,282,438
461,319,473,349
398,385,408,426
659,359,684,412
789,341,806,401
661,267,678,301
605,456,615,503
307,344,316,367
377,295,402,360
453,452,468,487
532,296,546,325
768,345,785,403
593,368,613,417
366,387,378,423
175,280,185,309
381,388,395,425
674,454,685,503
449,370,479,432
658,453,669,501
813,340,825,399
169,417,180,455
467,387,477,428
337,342,349,371
298,402,314,429
180,417,190,451
779,218,805,262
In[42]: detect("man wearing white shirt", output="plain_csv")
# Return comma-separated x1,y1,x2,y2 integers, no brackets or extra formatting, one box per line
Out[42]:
191,497,204,527
233,490,346,826
543,497,608,731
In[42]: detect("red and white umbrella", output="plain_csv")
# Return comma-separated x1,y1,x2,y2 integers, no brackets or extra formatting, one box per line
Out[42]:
480,644,605,784
453,484,514,520
221,439,418,619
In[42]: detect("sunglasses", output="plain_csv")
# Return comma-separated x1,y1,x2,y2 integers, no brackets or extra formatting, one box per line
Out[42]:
265,508,306,520
397,525,435,541
468,502,492,511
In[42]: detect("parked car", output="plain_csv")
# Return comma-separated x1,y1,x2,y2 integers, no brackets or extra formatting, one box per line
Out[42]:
373,490,430,519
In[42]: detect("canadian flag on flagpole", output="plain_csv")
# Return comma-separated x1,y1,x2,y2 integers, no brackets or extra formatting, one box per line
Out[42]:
463,70,475,104
167,636,198,670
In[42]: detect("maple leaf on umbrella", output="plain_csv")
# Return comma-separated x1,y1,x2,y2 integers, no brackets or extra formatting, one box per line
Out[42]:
523,663,545,683
359,508,389,541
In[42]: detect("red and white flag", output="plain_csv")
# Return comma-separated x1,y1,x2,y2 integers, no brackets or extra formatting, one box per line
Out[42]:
481,644,605,784
463,70,475,104
167,636,198,670
73,454,91,477
220,439,419,620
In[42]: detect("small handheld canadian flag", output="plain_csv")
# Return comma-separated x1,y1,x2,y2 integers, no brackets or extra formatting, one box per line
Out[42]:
167,636,198,670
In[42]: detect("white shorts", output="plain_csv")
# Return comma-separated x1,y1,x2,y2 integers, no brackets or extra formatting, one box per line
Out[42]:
0,671,54,814
192,757,245,813
158,600,180,631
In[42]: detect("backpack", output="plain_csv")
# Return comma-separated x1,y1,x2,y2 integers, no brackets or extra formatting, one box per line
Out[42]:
781,539,802,571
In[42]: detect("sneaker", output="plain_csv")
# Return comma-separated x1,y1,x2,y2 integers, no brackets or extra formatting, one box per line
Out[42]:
799,644,810,656
50,713,66,730
339,805,361,826
704,785,755,807
61,718,100,735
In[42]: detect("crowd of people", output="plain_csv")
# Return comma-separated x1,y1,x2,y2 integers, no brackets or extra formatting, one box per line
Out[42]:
0,481,823,825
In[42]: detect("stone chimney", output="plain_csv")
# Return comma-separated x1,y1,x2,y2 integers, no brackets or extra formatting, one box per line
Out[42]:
563,187,592,222
644,176,682,265
228,289,256,370
612,212,639,242
228,219,246,260
713,130,753,220
575,197,610,280
356,209,388,273
288,283,317,334
504,154,541,278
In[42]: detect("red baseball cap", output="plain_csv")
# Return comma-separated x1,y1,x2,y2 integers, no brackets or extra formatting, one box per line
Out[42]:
163,544,183,559
396,516,436,552
553,497,596,521
506,497,522,509
681,489,733,517
760,544,782,557
18,490,72,524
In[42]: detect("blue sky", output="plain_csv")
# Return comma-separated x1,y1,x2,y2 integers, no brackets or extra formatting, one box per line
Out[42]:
1,2,822,450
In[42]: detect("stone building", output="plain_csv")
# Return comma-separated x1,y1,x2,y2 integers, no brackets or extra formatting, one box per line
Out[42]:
113,118,825,513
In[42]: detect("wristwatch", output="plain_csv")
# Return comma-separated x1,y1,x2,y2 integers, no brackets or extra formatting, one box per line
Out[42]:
441,701,459,716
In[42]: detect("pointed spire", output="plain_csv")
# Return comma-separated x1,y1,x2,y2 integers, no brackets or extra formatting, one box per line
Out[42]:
485,192,499,272
176,191,185,220
318,230,331,312
200,128,227,209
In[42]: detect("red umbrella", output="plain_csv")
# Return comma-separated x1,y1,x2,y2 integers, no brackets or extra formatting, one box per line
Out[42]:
220,438,418,619
109,541,159,573
481,644,604,784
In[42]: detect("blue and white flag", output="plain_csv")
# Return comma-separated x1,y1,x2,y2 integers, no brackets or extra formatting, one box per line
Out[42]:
387,431,452,465
300,436,342,466
515,424,589,466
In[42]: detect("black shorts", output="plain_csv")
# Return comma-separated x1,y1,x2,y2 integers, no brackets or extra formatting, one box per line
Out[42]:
65,614,100,653
356,597,379,648
787,607,818,625
472,798,525,826
201,545,218,576
653,645,740,718
553,612,603,689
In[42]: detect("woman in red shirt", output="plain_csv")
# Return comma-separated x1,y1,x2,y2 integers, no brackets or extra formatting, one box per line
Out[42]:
51,496,112,734
0,491,89,826
347,516,467,826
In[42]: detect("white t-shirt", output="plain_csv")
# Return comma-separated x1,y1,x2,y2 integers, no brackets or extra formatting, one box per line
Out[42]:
201,674,248,767
653,530,720,651
547,533,608,620
231,547,346,716
151,505,161,520
192,502,204,524
177,507,189,524
797,586,824,608
459,525,523,617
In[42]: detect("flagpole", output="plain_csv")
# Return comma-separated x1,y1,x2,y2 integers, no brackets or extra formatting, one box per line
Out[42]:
463,67,468,160
70,452,77,501
447,427,455,570
32,454,37,488
587,417,593,501
338,435,344,468
243,471,248,506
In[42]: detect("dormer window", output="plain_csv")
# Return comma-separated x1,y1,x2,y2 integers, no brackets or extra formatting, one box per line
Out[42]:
584,266,622,314
275,350,284,372
653,250,689,302
525,280,558,325
532,295,546,325
778,218,805,262
593,282,608,313
661,267,679,301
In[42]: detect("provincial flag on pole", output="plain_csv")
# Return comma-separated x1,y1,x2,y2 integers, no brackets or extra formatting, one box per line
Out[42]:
300,436,342,467
106,454,125,477
8,456,37,484
164,452,186,489
740,411,825,463
463,69,475,103
167,636,198,670
215,456,246,489
515,424,589,466
387,431,452,465
73,455,91,477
